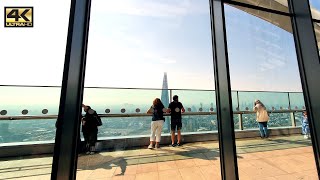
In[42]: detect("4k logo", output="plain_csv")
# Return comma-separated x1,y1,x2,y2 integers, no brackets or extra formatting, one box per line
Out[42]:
5,7,33,27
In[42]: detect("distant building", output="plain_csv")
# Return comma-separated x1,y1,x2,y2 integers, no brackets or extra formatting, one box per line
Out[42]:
161,72,170,132
161,72,169,107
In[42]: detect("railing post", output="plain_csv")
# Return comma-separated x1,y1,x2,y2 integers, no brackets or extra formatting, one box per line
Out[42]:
237,91,243,130
290,112,296,127
238,113,243,130
168,89,173,133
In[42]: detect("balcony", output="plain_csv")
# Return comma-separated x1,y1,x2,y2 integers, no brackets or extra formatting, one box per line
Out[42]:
0,86,316,179
0,135,316,180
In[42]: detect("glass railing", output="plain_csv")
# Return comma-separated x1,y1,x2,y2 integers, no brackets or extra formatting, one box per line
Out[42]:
0,85,305,144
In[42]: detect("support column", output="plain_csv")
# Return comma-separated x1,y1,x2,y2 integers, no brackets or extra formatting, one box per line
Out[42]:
289,0,320,176
51,0,91,179
209,0,238,179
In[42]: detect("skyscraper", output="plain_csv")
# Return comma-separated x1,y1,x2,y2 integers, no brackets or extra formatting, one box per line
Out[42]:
161,72,170,132
161,72,169,107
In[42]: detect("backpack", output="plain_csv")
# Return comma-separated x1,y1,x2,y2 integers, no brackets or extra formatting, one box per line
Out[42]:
95,114,103,126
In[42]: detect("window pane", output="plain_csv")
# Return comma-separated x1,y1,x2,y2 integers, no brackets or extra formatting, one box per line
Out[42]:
77,0,220,179
0,0,70,179
225,3,317,179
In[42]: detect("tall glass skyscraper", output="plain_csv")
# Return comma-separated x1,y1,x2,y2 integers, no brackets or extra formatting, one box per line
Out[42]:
161,72,169,107
161,72,170,132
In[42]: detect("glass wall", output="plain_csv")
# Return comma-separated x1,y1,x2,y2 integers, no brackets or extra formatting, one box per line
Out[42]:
0,0,70,179
224,2,318,179
77,0,220,179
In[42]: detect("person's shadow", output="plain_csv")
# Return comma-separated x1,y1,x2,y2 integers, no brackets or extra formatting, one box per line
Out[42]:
77,153,127,176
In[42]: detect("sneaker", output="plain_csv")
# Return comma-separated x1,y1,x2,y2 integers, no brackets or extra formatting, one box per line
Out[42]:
171,144,176,147
155,145,160,149
85,151,90,155
89,151,95,155
304,135,308,139
148,144,154,149
177,143,182,146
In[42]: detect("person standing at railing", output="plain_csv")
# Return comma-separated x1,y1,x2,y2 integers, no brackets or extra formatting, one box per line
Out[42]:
301,110,310,139
253,100,270,139
81,104,102,155
167,95,185,147
147,98,165,149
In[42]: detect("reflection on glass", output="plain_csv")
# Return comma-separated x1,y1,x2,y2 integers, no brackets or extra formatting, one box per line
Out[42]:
229,0,289,12
314,22,320,55
310,0,320,19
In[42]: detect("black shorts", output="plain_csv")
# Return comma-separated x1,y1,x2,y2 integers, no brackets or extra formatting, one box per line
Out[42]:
171,119,182,131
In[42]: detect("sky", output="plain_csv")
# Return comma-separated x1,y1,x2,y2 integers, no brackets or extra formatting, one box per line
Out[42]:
1,0,317,93
310,0,320,14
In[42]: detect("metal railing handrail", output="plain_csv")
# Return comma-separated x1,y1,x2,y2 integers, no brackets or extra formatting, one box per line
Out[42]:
0,109,304,120
0,84,303,93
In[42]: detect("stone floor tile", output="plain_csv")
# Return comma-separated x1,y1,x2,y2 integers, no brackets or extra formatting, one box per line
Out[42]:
158,169,182,180
87,167,117,179
135,172,159,180
179,167,206,180
113,165,137,176
111,174,136,180
157,161,177,171
136,163,158,174
76,170,94,180
175,159,196,169
199,165,221,180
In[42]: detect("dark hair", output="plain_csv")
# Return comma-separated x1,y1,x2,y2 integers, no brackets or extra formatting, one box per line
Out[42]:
255,100,265,109
153,98,164,108
173,95,178,101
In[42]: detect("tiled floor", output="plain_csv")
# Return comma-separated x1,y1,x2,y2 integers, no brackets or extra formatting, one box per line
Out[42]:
0,135,318,180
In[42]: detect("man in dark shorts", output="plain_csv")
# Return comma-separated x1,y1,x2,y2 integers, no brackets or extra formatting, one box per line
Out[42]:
167,95,185,146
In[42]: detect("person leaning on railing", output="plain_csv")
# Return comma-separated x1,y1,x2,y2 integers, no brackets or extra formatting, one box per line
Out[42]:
253,100,270,139
167,95,185,147
81,104,102,155
147,98,165,149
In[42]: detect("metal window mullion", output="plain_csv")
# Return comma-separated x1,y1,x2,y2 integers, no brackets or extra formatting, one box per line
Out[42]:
288,0,320,177
209,0,239,179
51,0,92,179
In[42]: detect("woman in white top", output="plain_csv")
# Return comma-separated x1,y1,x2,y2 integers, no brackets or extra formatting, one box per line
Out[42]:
253,100,270,138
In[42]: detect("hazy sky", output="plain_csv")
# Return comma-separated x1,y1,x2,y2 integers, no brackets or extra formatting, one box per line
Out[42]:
310,0,320,12
1,0,316,92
